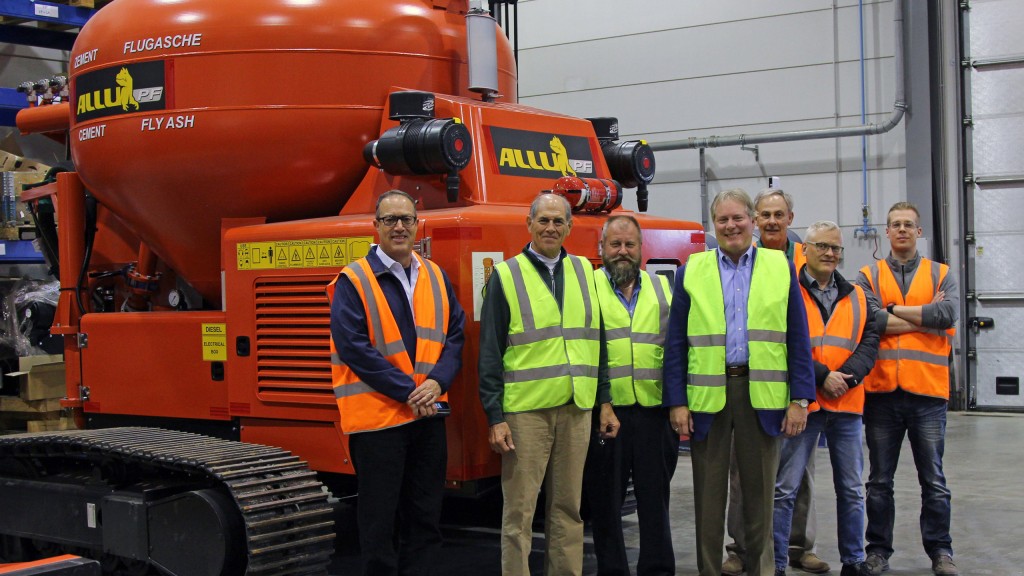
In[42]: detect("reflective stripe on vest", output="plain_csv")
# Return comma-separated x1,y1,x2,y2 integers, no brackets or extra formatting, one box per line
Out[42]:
326,253,450,433
801,282,868,414
683,249,791,413
496,253,600,413
860,258,954,399
596,269,672,407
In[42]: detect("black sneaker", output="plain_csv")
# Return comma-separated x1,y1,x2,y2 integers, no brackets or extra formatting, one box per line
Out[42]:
841,562,870,576
775,570,787,576
864,552,890,576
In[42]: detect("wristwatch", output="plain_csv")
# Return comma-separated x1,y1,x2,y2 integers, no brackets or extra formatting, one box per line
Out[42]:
791,398,809,408
886,303,896,315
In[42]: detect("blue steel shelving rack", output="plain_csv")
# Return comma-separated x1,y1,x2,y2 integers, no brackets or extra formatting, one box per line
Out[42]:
1,0,102,125
0,87,27,126
0,0,88,259
0,0,94,27
0,239,44,263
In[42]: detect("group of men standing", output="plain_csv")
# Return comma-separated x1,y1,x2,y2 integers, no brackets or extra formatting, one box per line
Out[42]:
328,187,959,576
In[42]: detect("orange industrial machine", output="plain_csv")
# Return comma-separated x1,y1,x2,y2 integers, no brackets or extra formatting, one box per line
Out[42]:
1,1,704,574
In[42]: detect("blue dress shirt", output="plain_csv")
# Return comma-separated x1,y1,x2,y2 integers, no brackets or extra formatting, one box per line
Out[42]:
719,246,753,365
662,246,816,440
330,247,466,403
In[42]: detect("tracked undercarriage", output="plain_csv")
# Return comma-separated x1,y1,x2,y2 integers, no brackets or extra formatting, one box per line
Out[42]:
0,428,335,575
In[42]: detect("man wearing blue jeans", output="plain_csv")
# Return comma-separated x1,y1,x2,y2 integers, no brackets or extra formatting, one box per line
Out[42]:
773,221,879,576
855,202,959,576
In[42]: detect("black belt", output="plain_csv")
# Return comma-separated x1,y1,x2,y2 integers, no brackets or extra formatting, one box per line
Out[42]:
725,364,749,377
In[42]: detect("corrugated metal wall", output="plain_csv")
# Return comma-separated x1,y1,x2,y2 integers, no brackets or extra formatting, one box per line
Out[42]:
961,0,1024,410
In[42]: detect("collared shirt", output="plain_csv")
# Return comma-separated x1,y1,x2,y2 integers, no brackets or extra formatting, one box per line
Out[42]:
757,238,795,262
718,245,754,365
373,244,420,309
330,247,466,403
528,243,561,276
802,267,838,317
662,247,816,440
603,269,641,316
477,245,611,425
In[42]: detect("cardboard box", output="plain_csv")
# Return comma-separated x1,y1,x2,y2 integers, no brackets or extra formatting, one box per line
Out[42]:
0,396,62,413
0,403,68,434
5,355,65,401
26,417,76,432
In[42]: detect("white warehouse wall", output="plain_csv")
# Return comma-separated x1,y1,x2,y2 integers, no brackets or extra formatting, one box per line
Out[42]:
516,0,905,275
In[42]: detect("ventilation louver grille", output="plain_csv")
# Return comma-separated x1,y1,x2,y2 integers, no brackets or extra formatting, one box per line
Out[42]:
255,276,335,404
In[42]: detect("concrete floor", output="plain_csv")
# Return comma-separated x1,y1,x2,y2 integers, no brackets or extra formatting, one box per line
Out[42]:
330,412,1024,575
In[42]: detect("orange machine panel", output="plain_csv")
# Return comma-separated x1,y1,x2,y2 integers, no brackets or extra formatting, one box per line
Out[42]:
222,204,703,485
80,311,230,421
65,0,516,302
240,418,352,476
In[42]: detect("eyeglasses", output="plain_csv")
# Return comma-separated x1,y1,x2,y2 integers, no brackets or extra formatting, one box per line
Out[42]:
887,221,917,230
808,241,844,256
376,214,417,228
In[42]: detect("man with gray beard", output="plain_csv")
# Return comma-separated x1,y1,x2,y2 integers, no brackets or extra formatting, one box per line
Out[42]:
584,215,678,576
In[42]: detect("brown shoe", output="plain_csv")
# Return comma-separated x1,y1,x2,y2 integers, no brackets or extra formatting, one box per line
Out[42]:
932,554,959,575
722,551,744,576
790,552,831,574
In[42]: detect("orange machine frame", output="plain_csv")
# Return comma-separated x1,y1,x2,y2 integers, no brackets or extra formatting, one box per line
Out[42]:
32,90,704,493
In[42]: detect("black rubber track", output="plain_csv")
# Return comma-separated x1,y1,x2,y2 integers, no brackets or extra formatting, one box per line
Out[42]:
0,427,335,575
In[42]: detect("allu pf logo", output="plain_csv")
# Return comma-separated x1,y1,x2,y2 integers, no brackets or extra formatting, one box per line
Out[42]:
75,60,166,122
115,67,140,111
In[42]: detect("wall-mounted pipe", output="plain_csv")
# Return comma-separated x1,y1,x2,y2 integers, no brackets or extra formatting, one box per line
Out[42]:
650,0,905,152
855,0,875,238
699,147,708,232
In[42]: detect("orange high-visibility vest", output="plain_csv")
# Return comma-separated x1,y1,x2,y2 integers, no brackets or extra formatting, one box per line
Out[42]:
789,241,807,272
801,280,868,414
326,253,450,433
860,258,955,399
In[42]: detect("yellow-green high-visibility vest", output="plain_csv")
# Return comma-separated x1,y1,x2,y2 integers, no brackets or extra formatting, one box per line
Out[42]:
683,249,791,413
595,269,672,407
495,253,601,413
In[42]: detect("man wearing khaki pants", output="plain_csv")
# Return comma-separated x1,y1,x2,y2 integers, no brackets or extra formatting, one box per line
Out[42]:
478,192,610,576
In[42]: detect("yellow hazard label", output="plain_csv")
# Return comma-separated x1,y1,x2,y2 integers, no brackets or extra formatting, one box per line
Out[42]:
201,323,227,361
236,237,373,270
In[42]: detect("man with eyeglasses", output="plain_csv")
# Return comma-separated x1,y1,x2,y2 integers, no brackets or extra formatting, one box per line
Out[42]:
328,189,466,576
478,192,607,576
723,188,826,576
854,202,959,576
665,188,815,576
772,220,879,576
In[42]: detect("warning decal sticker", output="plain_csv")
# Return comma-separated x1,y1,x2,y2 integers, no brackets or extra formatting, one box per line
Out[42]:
236,237,373,270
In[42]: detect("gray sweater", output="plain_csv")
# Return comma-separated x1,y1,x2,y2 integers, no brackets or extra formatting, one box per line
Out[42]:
854,252,959,333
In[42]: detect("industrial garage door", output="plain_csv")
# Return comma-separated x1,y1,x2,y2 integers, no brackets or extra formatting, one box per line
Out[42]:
962,0,1024,410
